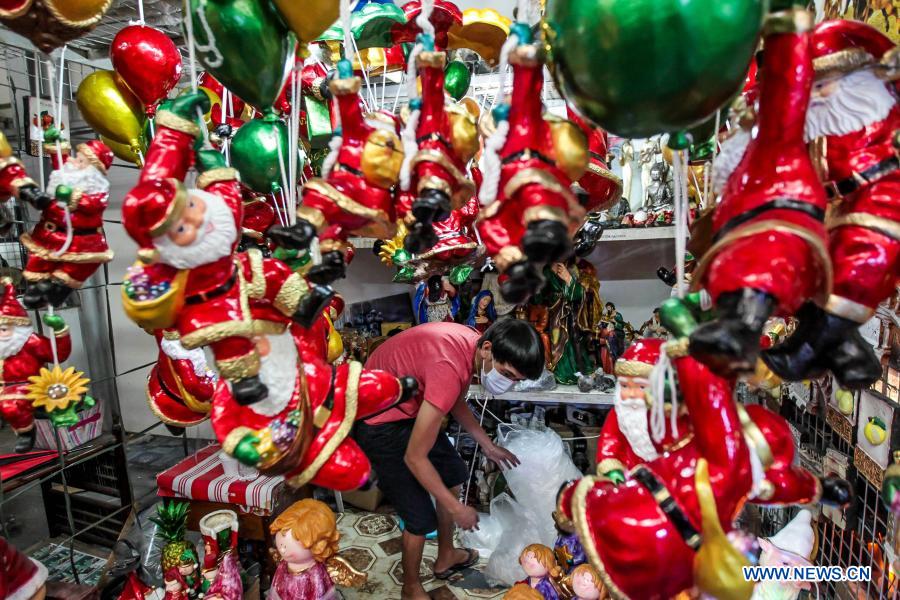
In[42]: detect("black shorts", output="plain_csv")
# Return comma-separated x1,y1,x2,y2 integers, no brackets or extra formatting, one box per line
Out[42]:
353,419,469,536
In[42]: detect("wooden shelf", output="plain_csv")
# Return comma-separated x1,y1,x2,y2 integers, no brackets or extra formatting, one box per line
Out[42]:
468,384,614,406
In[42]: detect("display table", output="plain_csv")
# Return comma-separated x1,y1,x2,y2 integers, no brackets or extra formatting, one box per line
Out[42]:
467,384,614,406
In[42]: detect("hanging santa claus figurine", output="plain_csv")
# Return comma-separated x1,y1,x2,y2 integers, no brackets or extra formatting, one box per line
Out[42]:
398,27,479,254
476,23,588,303
121,93,334,406
0,130,52,235
555,339,851,600
211,304,417,491
269,60,404,285
147,329,216,433
1,536,47,600
689,8,831,378
20,138,114,308
0,279,70,452
764,19,900,389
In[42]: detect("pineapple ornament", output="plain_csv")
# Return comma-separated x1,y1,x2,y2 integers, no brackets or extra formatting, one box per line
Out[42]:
150,501,200,600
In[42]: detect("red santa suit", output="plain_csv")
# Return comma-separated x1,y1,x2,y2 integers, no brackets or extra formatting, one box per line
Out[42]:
1,536,47,600
122,107,328,399
476,39,587,303
400,48,478,254
690,12,831,376
21,140,114,293
211,312,411,491
147,329,216,428
391,0,462,51
0,281,71,434
0,152,38,203
567,109,623,214
286,69,402,279
763,19,900,389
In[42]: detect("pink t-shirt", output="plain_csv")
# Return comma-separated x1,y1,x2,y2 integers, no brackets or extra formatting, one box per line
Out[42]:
364,322,480,424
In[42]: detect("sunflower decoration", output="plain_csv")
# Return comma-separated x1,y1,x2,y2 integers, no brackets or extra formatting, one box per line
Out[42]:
27,365,94,428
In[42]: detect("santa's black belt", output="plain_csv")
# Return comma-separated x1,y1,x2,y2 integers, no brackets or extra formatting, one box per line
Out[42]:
337,163,364,178
44,222,102,235
631,466,702,551
502,148,555,167
157,370,180,400
827,155,900,199
185,271,237,305
711,199,826,244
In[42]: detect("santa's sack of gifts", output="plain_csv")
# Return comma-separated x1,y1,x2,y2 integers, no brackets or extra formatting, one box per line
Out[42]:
121,261,188,332
35,399,103,452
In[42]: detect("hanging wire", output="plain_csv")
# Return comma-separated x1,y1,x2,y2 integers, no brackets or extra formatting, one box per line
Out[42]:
45,54,74,258
136,0,145,24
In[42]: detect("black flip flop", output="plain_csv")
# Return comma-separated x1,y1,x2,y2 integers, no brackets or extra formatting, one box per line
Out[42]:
433,548,480,580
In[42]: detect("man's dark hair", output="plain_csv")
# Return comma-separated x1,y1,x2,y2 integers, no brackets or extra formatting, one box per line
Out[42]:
477,319,545,380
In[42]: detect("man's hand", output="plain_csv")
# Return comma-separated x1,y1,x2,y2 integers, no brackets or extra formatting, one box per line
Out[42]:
484,443,520,470
451,502,479,531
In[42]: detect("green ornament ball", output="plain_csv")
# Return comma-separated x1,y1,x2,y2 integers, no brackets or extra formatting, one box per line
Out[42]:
444,60,472,101
544,0,765,138
231,113,300,195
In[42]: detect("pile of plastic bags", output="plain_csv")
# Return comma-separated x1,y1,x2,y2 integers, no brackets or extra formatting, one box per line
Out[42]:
461,426,582,586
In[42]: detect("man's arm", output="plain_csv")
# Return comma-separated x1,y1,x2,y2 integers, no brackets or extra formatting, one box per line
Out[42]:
451,396,520,470
405,401,478,530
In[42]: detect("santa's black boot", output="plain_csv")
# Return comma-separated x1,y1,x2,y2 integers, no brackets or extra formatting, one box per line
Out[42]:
500,261,543,304
689,288,776,377
23,280,51,309
573,215,604,258
14,427,35,453
763,302,881,389
46,280,73,307
164,424,186,436
522,219,572,264
308,251,346,285
411,189,452,227
232,376,268,406
403,221,440,255
293,284,335,328
825,332,883,390
269,219,318,251
820,475,854,507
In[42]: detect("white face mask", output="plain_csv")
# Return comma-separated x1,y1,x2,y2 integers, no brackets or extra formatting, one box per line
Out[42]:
481,361,515,396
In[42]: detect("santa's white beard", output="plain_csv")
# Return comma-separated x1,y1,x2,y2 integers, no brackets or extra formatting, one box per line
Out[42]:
48,161,109,196
154,191,237,270
0,326,33,359
713,128,752,195
161,336,215,378
805,69,897,141
249,330,300,417
614,385,659,462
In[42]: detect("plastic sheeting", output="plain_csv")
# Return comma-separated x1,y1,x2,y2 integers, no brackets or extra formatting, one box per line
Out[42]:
461,427,582,586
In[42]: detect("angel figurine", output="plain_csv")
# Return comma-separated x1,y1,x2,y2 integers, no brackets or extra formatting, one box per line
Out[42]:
269,499,366,600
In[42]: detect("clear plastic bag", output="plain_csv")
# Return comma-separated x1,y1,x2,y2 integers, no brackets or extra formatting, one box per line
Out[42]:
461,427,582,586
513,369,558,392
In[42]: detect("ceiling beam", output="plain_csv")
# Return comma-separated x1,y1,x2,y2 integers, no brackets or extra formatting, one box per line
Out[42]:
0,29,112,70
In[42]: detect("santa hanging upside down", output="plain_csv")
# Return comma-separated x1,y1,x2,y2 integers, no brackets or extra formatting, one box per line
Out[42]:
122,93,335,406
20,138,114,308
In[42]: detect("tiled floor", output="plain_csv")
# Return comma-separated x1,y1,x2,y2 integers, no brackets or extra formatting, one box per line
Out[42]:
336,511,508,599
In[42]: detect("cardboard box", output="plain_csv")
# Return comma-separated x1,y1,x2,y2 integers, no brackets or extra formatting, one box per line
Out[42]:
341,485,384,512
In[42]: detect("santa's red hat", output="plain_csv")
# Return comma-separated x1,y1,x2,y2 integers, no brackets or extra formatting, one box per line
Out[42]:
812,19,895,79
0,280,29,327
615,338,664,378
122,178,187,262
77,140,114,174
1,537,48,600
